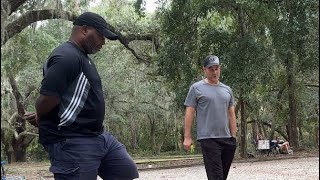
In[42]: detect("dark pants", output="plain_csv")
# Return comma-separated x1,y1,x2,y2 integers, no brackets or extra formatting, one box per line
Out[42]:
43,132,139,180
199,137,236,180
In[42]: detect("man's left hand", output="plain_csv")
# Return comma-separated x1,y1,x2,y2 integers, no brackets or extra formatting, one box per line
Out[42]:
24,112,39,127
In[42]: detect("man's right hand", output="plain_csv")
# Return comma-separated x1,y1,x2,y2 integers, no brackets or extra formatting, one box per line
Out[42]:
183,137,193,152
24,112,38,127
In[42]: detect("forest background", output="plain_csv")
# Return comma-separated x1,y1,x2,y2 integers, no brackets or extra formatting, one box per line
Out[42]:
1,0,319,163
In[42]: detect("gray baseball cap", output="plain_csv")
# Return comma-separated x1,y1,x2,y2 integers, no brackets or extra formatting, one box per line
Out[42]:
203,55,220,68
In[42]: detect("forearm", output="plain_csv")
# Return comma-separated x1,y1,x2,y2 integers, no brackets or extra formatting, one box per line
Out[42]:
229,117,237,137
184,107,195,138
228,106,237,137
35,94,60,119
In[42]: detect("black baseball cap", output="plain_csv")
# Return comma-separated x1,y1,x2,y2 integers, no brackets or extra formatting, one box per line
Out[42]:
203,55,220,68
73,12,118,40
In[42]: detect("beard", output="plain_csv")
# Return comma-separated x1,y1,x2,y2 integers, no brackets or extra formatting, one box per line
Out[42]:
83,37,99,54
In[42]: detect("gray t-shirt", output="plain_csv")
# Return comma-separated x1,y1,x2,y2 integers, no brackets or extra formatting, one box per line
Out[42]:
184,80,235,140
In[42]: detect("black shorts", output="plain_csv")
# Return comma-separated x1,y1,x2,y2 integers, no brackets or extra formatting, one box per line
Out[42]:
43,132,139,180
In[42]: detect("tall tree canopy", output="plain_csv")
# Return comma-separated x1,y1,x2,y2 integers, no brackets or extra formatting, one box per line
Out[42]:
1,0,318,162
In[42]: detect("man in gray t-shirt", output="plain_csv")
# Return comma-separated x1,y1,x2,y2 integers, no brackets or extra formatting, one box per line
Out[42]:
183,55,237,180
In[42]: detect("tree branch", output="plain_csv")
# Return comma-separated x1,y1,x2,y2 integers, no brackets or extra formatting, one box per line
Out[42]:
2,9,76,46
14,131,39,146
247,120,288,140
8,112,18,124
304,84,319,88
126,33,154,42
14,130,38,142
114,100,168,110
7,0,27,15
116,33,152,64
8,74,25,116
2,8,157,64
103,23,155,64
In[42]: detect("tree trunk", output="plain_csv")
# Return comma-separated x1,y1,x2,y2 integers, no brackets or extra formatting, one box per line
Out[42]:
257,119,264,138
11,135,27,162
7,74,27,162
129,113,137,149
236,5,248,158
156,127,168,154
147,114,156,153
239,90,247,158
179,126,184,151
130,71,138,150
252,119,257,145
151,124,156,154
285,56,299,148
1,0,9,46
5,74,37,162
270,87,285,139
316,127,319,148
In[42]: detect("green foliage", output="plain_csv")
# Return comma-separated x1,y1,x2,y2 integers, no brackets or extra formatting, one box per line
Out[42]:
26,138,49,161
222,35,271,93
157,0,202,107
92,0,159,35
134,0,146,17
157,0,318,150
63,0,91,12
157,0,274,107
1,0,318,161
268,0,319,70
1,18,72,162
1,34,37,75
87,1,180,154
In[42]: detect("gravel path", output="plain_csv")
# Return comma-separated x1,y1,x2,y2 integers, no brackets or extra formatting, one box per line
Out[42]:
137,157,319,180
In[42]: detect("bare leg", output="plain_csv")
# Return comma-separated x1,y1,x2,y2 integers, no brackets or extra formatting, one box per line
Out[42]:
280,142,290,153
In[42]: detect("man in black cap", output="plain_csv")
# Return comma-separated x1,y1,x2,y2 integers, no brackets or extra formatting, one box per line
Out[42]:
183,55,237,180
25,12,139,180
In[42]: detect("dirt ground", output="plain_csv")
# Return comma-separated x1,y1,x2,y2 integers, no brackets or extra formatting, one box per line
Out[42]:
138,156,319,180
2,148,318,180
